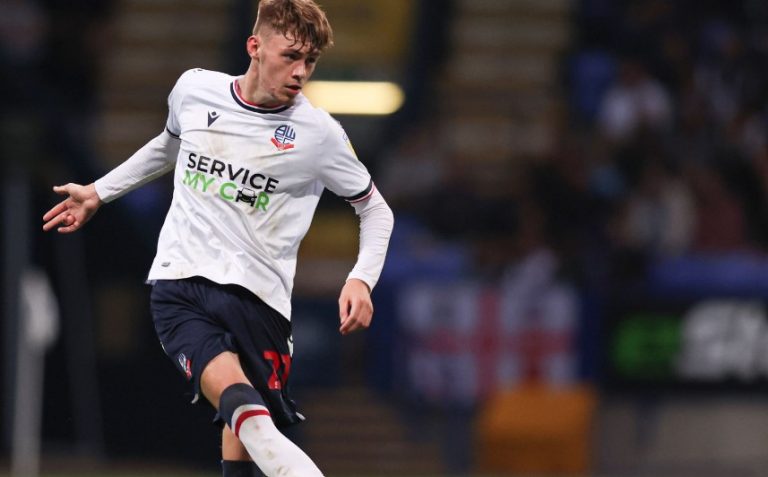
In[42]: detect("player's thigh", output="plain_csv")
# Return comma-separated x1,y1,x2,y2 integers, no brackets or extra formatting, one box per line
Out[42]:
150,279,239,400
200,350,251,408
210,286,303,427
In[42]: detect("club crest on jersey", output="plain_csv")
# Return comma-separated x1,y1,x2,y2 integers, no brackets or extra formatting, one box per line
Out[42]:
271,124,296,151
178,353,192,380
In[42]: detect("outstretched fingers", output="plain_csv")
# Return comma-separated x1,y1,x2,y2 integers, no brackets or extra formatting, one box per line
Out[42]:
42,200,67,223
42,208,77,232
55,215,80,233
42,184,90,233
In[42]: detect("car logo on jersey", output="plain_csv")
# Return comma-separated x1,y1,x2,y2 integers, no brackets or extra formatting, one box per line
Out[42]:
207,111,220,127
271,124,296,151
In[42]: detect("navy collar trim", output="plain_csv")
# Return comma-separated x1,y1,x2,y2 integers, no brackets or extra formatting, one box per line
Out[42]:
230,81,290,114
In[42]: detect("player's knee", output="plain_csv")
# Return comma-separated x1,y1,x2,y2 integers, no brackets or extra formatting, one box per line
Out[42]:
200,351,250,406
219,383,268,429
220,383,266,410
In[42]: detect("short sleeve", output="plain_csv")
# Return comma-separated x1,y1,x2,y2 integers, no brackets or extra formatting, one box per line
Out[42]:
317,116,373,202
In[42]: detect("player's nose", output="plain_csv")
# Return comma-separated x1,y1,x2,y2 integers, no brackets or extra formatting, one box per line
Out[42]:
292,63,306,80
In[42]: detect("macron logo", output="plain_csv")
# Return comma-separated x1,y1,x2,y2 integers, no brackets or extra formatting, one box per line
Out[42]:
207,111,220,127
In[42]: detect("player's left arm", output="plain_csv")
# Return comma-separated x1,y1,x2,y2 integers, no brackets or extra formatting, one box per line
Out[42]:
338,278,373,335
339,187,394,335
315,114,394,334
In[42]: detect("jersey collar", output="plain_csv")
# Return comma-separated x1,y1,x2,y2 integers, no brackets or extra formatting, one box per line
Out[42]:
230,80,290,114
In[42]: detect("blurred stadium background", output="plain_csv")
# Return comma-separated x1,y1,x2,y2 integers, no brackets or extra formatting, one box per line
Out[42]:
4,0,768,475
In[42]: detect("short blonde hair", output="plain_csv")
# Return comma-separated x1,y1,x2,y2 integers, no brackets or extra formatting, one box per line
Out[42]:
253,0,334,52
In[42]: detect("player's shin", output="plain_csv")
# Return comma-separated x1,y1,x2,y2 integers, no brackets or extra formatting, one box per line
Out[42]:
218,384,324,477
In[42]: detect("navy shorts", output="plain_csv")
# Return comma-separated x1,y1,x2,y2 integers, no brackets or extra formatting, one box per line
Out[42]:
150,277,304,428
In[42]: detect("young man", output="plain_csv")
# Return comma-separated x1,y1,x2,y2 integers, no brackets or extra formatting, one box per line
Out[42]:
42,1,394,475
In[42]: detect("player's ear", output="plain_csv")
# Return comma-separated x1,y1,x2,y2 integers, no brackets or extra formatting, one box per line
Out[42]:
246,35,260,60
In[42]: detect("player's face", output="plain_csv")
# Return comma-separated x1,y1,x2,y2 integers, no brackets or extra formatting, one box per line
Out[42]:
252,28,319,107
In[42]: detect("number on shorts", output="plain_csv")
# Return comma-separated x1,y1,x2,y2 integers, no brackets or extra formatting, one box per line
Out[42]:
264,350,291,390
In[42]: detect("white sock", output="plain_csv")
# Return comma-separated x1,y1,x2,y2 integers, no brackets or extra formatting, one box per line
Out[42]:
232,404,324,477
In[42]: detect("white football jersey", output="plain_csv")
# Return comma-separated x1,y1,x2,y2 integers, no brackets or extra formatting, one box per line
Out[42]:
146,69,373,319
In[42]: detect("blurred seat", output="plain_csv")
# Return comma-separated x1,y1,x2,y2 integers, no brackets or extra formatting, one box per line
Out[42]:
475,382,597,475
301,386,444,475
98,0,232,166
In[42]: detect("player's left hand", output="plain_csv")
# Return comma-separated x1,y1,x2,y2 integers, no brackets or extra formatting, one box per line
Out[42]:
338,278,372,335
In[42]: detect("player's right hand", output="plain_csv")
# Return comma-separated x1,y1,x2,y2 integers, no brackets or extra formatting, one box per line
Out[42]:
42,183,102,233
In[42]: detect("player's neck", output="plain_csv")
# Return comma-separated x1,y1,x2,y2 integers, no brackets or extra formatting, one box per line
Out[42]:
236,75,288,110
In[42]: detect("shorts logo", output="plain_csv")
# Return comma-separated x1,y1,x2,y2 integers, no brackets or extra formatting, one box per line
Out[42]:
271,125,296,151
178,353,192,380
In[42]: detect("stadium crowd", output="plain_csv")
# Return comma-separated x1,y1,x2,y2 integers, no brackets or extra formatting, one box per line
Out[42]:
382,0,768,307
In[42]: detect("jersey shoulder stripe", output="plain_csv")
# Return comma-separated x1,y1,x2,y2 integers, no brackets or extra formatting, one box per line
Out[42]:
345,180,374,203
165,126,181,138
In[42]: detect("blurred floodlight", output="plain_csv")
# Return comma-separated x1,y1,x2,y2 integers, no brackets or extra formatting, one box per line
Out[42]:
303,81,404,115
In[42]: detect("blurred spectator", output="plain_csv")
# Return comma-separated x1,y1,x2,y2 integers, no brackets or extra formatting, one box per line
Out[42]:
672,69,720,165
694,20,767,129
567,49,616,124
597,58,673,143
688,164,752,252
378,120,446,212
617,158,696,257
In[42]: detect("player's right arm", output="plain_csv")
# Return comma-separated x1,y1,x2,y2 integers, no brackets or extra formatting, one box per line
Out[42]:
42,182,102,233
43,129,179,233
42,68,197,234
92,129,179,203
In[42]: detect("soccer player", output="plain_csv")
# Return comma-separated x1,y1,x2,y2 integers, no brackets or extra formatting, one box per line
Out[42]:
42,0,394,475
